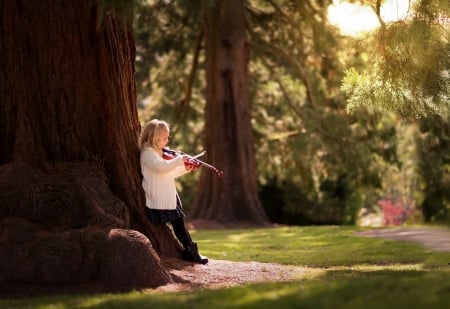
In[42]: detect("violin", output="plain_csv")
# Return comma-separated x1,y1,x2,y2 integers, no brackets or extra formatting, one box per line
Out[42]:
162,147,224,177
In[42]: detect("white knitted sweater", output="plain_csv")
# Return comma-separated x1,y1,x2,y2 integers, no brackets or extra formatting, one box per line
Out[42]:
140,146,189,210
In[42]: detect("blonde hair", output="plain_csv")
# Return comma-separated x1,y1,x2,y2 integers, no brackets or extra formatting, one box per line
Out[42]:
138,119,170,151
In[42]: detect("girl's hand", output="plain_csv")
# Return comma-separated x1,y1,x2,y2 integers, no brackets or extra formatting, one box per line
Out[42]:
182,155,200,171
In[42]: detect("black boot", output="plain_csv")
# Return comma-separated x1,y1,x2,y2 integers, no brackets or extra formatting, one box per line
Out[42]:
183,242,208,264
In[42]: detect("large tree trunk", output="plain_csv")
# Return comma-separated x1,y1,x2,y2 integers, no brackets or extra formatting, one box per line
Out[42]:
0,0,179,289
189,0,269,226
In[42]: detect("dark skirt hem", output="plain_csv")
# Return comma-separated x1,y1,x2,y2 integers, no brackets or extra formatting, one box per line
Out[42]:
146,205,185,224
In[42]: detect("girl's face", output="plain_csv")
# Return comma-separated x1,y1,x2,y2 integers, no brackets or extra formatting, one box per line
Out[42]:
156,128,170,150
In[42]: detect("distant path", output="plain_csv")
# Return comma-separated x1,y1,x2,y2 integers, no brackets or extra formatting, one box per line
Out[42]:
356,226,450,252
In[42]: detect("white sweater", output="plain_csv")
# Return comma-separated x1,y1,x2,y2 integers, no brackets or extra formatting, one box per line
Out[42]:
140,146,189,210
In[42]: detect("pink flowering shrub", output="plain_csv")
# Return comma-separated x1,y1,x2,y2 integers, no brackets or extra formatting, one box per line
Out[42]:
378,198,415,225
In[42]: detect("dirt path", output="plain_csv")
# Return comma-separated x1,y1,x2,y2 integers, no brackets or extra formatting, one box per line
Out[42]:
356,226,450,252
154,226,450,292
156,258,308,292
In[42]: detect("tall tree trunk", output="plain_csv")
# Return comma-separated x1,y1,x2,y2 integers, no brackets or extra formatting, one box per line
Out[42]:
0,0,179,288
189,0,269,226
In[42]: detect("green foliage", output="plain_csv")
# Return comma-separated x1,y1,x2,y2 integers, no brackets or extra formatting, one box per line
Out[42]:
253,65,406,225
133,0,207,203
133,0,206,156
342,0,449,117
341,0,450,224
132,0,449,225
132,0,426,224
417,113,450,223
246,1,395,225
134,0,203,95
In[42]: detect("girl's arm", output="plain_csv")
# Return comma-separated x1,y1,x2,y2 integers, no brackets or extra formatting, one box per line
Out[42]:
141,149,185,173
173,165,191,178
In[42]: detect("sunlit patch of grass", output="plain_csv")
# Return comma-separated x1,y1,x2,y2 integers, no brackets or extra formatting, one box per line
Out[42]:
324,263,425,272
2,226,450,309
192,226,450,269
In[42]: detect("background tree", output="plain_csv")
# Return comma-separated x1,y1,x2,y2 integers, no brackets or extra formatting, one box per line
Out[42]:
134,0,407,225
135,0,270,225
188,0,269,224
135,0,449,228
416,114,450,223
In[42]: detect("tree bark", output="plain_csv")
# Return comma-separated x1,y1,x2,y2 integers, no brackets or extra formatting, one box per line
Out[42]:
0,0,179,288
189,0,269,226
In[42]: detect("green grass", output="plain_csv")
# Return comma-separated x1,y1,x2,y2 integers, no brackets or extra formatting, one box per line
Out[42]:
194,226,446,268
1,226,450,309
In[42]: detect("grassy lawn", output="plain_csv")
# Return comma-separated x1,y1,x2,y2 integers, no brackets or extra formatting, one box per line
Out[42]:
1,226,450,308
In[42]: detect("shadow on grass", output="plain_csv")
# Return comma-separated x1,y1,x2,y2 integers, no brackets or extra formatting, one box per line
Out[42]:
4,269,449,309
88,270,450,309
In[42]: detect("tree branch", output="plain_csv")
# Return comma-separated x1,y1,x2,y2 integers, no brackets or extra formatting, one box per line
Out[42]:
374,0,386,28
258,55,304,116
179,29,204,108
249,29,316,107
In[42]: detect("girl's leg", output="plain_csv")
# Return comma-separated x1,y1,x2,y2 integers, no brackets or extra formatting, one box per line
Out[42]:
171,217,208,264
171,217,192,249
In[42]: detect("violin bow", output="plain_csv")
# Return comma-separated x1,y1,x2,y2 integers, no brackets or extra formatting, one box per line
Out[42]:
189,151,224,177
163,148,224,177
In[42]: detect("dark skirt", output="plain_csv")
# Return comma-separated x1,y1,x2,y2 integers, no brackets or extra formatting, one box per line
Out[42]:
146,195,185,224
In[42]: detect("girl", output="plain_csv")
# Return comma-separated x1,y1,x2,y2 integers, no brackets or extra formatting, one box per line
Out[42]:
138,119,208,264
